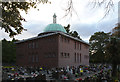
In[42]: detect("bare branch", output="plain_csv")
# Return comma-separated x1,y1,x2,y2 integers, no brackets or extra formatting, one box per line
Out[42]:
63,0,115,20
90,0,114,19
62,0,79,19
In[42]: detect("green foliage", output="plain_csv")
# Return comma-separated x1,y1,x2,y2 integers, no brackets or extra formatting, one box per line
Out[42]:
105,23,120,76
89,31,110,63
109,23,120,64
89,23,120,77
64,24,70,33
106,37,120,76
2,38,18,63
1,0,49,37
64,24,81,40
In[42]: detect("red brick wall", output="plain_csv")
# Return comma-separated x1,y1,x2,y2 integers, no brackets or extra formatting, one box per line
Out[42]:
16,35,59,68
16,34,89,68
58,34,89,68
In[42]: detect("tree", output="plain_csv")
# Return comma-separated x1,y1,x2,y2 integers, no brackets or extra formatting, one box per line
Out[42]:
112,23,120,38
110,23,120,63
89,31,110,63
106,37,120,77
1,0,49,37
64,24,70,33
2,38,18,63
64,24,81,40
111,23,120,55
106,23,120,77
89,23,120,78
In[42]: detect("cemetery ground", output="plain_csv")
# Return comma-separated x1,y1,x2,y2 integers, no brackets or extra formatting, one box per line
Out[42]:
2,64,120,82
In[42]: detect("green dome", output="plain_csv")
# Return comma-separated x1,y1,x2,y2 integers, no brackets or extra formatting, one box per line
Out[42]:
44,23,67,33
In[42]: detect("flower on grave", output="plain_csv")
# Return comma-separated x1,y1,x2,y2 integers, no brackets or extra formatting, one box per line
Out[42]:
40,68,43,70
64,76,67,79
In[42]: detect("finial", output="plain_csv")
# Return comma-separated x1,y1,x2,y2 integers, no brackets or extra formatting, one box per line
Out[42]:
53,13,57,23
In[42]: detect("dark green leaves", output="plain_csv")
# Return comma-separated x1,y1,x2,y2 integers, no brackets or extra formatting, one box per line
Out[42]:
2,2,30,37
1,0,49,37
89,31,110,63
64,24,81,40
2,38,18,63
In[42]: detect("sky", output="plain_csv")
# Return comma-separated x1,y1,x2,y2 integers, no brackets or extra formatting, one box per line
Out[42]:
0,0,119,42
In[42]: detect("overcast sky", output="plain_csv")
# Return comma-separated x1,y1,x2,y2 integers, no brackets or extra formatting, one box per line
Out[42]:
0,0,119,42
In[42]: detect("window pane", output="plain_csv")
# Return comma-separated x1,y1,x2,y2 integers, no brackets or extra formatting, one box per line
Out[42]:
75,53,76,62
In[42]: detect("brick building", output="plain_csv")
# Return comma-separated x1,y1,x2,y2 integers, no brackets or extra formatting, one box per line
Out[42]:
16,14,89,68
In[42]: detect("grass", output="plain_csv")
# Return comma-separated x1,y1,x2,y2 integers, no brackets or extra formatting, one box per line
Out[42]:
2,66,15,68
